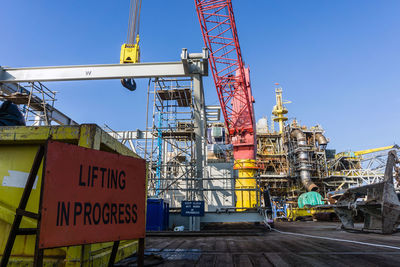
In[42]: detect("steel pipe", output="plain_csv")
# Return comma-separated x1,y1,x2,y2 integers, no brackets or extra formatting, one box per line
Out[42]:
291,129,318,191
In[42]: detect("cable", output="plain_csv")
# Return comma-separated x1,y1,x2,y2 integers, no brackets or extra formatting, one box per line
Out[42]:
127,0,134,44
126,0,142,45
137,0,142,37
271,228,400,251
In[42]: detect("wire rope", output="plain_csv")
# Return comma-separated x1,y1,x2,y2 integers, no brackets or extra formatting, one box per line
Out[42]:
126,0,142,45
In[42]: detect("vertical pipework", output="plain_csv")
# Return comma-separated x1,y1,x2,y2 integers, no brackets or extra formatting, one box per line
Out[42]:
290,129,318,192
155,113,163,196
315,132,328,148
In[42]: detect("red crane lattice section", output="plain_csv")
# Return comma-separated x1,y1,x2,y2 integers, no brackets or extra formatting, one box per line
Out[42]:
195,0,255,137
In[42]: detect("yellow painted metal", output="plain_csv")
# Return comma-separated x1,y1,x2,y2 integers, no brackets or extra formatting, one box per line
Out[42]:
234,159,257,210
286,208,312,221
120,35,140,64
286,207,335,221
354,145,397,156
335,145,397,159
0,124,142,266
272,86,290,133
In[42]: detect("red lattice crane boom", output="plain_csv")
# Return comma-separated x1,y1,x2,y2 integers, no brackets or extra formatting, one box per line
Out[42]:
195,0,256,160
195,0,257,209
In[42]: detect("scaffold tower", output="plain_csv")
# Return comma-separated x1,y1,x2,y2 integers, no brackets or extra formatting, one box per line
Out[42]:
145,78,197,207
0,82,56,125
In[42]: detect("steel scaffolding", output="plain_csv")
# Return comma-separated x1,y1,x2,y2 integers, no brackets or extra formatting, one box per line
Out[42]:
326,148,400,191
145,78,196,206
0,82,57,125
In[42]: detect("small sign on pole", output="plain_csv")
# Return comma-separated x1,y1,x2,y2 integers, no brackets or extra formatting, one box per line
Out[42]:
181,201,204,217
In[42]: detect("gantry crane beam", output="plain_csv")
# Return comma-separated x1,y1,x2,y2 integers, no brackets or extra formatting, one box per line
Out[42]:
0,63,206,83
0,49,208,83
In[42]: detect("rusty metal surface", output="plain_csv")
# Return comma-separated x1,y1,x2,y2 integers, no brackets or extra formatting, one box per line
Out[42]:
334,150,400,234
39,141,146,248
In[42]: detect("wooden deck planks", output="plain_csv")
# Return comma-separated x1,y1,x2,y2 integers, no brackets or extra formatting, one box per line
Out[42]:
233,254,253,267
137,222,400,266
196,254,215,266
263,253,289,267
214,253,234,266
248,253,273,267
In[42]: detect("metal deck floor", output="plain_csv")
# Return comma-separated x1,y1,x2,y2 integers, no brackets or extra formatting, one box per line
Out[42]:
122,221,400,266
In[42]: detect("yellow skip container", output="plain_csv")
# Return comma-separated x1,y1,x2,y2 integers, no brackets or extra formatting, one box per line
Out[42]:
0,124,144,266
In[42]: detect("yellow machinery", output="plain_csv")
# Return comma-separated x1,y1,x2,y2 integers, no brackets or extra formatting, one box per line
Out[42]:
287,207,336,222
120,35,140,64
120,0,141,64
272,84,290,133
0,125,143,266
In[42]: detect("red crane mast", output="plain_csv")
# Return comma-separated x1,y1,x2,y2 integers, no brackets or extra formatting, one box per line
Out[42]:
194,0,255,160
195,0,257,208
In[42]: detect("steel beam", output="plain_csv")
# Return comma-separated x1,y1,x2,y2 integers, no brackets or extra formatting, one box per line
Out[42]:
0,49,208,83
193,74,205,203
200,211,264,223
206,105,221,122
0,62,185,82
107,130,153,140
169,211,264,225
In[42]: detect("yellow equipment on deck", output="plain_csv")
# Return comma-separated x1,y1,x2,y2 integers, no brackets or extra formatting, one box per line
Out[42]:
287,207,336,222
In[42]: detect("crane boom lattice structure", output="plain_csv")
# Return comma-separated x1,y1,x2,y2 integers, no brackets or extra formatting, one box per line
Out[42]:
146,78,197,205
195,0,254,141
195,0,257,209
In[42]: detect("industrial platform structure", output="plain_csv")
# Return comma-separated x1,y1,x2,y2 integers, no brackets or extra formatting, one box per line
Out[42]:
2,68,399,230
1,0,400,266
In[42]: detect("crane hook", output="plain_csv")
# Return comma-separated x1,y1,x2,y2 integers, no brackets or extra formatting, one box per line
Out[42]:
121,78,137,91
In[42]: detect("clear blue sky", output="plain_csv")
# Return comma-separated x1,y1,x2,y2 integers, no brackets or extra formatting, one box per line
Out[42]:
1,0,399,152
